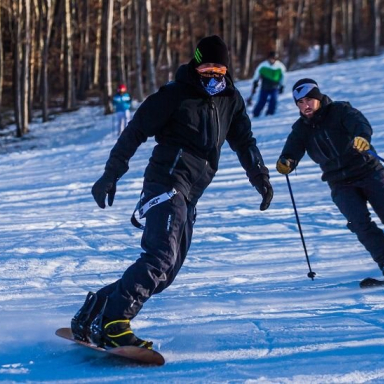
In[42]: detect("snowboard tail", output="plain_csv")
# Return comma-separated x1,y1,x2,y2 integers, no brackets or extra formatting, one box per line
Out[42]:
55,327,165,366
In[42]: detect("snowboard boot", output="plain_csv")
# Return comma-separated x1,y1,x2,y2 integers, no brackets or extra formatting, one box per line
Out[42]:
90,298,153,349
71,292,104,343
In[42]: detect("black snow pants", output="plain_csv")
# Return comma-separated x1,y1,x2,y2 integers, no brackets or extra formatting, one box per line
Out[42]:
96,182,196,320
330,168,384,271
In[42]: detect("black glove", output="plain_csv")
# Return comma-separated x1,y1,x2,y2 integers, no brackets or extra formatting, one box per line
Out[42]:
92,172,118,209
279,85,284,94
246,96,253,106
254,174,273,211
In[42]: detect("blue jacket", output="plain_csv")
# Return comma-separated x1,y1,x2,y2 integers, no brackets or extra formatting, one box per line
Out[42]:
113,93,131,112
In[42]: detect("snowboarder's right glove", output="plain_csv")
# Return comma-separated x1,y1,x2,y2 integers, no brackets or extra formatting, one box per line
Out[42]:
353,136,370,152
276,157,295,174
92,172,118,209
254,174,273,211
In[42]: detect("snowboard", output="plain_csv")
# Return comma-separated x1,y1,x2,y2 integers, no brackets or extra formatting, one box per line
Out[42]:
360,277,384,289
55,328,165,366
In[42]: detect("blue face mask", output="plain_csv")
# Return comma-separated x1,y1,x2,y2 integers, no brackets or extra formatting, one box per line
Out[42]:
200,76,226,95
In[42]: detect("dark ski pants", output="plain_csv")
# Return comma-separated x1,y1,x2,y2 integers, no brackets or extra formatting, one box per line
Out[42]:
330,169,384,271
253,89,278,117
97,182,196,321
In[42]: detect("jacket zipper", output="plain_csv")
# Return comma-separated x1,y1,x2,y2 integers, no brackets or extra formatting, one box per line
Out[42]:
211,100,221,146
323,129,340,157
169,148,183,175
208,98,220,147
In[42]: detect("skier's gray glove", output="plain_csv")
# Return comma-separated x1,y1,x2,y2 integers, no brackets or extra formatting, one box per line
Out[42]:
92,172,118,209
254,174,273,211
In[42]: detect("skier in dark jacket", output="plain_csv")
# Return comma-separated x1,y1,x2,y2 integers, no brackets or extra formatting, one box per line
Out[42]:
276,78,384,277
71,35,273,349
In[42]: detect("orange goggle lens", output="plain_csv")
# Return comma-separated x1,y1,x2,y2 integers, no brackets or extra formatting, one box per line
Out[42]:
196,66,227,76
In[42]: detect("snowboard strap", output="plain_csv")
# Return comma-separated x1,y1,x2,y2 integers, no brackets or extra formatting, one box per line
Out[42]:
131,188,178,230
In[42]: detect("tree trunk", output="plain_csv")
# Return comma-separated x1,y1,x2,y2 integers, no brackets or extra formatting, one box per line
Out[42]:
13,0,23,137
242,0,254,78
117,0,127,86
77,0,90,100
133,0,143,101
274,0,283,55
326,0,336,62
352,0,361,59
20,0,31,134
144,0,156,94
370,0,381,55
92,0,102,89
165,12,173,82
41,0,54,122
63,0,76,109
341,0,352,58
287,0,308,69
102,0,114,114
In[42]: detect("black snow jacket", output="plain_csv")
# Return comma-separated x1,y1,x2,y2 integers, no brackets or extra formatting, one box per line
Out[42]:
280,95,383,185
103,61,269,203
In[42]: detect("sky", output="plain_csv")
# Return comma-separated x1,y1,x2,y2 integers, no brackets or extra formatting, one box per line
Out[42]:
1,53,384,383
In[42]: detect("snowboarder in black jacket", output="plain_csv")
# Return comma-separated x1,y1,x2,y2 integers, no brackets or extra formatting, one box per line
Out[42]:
276,78,384,276
71,35,273,349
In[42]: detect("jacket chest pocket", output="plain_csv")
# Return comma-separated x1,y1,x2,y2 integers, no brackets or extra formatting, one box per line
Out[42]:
176,101,216,150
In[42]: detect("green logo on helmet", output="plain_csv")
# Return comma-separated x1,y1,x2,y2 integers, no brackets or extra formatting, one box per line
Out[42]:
194,48,202,64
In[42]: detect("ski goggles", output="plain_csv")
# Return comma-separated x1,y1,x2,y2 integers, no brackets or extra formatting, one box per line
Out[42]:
196,66,227,77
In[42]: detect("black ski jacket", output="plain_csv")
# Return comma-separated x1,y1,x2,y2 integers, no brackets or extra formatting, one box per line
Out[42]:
103,61,269,204
280,95,383,185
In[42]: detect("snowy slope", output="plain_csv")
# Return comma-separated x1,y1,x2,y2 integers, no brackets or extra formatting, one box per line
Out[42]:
1,54,384,383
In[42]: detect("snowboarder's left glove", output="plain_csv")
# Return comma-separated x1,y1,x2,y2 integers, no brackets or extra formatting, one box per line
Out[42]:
279,85,284,94
92,172,118,209
254,174,273,211
353,136,370,152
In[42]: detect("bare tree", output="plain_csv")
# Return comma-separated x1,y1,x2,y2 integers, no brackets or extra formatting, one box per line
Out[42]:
352,0,362,59
12,0,23,136
341,0,353,58
133,0,144,101
287,0,309,69
92,0,103,89
326,0,337,62
242,0,254,78
40,0,55,122
102,0,114,114
77,0,91,100
21,0,31,134
63,0,76,109
370,0,381,55
144,0,157,94
117,0,127,87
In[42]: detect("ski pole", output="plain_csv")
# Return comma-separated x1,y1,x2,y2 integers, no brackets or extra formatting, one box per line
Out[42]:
285,174,316,280
367,149,384,162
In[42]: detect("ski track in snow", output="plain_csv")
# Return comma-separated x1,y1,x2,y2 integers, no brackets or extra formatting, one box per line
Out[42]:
1,55,384,383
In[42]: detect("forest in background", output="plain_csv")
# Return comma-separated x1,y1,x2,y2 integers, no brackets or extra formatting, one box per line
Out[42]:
0,0,383,137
